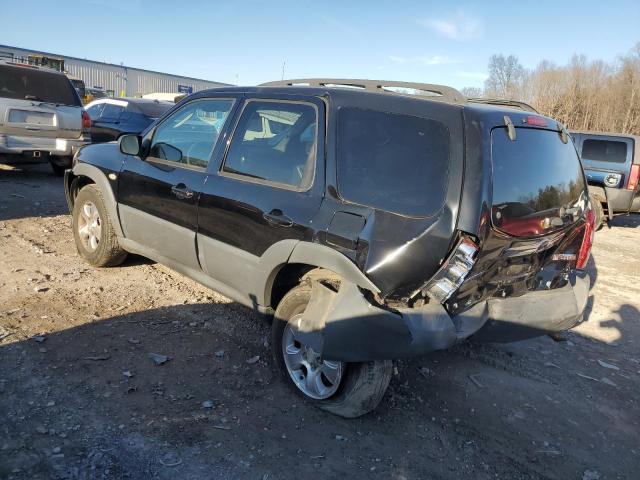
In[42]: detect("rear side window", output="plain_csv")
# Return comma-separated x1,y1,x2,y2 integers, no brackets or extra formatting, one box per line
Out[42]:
492,128,587,237
337,107,449,217
86,103,104,120
0,65,81,107
581,139,628,163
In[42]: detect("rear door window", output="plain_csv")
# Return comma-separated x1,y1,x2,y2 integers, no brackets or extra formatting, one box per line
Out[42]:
336,107,450,217
492,127,587,237
0,64,81,107
581,139,628,163
222,101,318,190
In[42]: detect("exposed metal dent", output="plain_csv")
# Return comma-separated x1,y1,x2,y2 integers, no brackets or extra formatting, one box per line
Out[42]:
300,280,457,362
289,242,380,293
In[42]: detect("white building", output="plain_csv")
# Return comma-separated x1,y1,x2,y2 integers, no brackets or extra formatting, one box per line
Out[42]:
0,44,229,97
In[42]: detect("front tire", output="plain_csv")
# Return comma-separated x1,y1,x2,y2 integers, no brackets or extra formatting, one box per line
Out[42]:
72,184,127,267
272,283,392,418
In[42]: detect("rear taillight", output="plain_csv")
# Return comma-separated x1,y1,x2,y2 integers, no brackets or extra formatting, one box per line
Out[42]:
626,164,640,191
424,236,478,303
82,110,91,133
576,208,595,270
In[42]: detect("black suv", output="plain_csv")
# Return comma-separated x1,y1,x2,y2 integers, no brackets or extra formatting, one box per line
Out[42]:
64,79,593,418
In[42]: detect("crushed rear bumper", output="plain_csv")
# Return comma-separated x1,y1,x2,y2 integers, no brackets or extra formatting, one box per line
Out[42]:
299,272,590,362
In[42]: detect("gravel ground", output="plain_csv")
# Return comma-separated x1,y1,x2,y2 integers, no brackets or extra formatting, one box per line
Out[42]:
1,162,639,480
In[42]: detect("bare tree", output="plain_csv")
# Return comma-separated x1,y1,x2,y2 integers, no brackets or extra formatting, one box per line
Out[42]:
484,54,526,99
481,44,640,135
461,87,483,98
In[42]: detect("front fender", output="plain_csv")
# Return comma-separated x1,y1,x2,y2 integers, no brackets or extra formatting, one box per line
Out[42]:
70,162,124,238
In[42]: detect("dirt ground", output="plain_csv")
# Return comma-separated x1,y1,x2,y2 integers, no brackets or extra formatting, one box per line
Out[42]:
1,162,639,480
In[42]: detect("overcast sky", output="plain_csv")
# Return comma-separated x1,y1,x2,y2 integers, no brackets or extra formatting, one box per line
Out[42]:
2,0,639,89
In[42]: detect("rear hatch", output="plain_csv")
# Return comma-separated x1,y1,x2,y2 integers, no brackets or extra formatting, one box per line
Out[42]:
0,63,83,141
448,118,590,314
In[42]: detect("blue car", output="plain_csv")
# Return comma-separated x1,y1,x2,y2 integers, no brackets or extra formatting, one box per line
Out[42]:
85,98,173,144
571,131,640,226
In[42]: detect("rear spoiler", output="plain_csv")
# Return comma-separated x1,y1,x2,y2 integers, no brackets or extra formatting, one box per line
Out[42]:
468,98,538,113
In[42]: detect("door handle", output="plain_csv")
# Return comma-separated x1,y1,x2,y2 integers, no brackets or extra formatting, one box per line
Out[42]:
171,184,194,200
263,209,293,227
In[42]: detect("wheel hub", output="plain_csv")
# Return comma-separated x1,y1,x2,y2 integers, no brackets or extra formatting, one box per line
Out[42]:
77,201,102,252
282,315,344,400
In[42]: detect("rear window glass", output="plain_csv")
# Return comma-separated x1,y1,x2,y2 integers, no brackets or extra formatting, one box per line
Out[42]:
0,64,81,107
581,139,628,163
135,101,172,119
337,107,450,217
492,127,587,237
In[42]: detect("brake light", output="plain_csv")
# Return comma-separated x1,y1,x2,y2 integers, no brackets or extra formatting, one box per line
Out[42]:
626,164,640,191
576,208,595,270
423,236,478,303
82,110,91,133
523,116,548,127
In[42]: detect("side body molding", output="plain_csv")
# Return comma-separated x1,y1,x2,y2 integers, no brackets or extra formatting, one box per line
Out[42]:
70,163,124,237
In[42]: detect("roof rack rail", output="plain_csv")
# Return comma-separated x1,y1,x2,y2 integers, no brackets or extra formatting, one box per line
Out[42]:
467,98,538,113
259,78,467,104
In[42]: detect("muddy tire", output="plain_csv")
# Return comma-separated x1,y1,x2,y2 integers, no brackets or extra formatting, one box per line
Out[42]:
590,194,605,231
72,184,127,267
272,283,392,418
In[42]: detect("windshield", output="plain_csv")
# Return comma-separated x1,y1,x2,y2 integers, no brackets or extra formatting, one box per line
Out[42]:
134,101,172,119
0,64,81,107
492,127,587,237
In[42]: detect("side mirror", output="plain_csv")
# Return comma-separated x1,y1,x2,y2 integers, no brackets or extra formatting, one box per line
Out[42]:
119,134,140,156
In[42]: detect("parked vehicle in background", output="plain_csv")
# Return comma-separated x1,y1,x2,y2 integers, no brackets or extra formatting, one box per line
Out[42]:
570,131,640,227
85,98,173,143
68,77,86,101
84,87,109,104
0,60,90,175
64,79,593,418
142,92,188,103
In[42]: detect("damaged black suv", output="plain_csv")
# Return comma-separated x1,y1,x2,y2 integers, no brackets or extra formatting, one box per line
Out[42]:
64,79,593,418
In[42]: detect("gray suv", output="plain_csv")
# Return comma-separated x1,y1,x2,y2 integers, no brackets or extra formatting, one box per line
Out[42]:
0,60,90,174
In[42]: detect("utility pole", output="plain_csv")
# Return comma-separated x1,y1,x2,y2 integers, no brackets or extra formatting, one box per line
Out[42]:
281,61,286,80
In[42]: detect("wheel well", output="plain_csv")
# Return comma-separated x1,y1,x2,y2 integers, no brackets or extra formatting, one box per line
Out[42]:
268,264,346,311
68,175,95,208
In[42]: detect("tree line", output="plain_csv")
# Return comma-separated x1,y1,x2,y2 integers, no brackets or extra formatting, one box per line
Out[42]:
462,43,640,136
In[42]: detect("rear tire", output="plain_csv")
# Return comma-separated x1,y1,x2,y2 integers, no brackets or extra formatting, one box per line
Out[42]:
72,184,127,267
590,194,605,231
272,283,392,418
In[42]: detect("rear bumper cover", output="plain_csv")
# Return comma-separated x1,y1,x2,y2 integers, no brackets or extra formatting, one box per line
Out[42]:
300,272,590,362
588,184,638,215
0,134,90,157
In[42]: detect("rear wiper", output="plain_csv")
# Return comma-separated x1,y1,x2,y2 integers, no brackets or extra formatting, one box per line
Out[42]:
24,95,62,107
